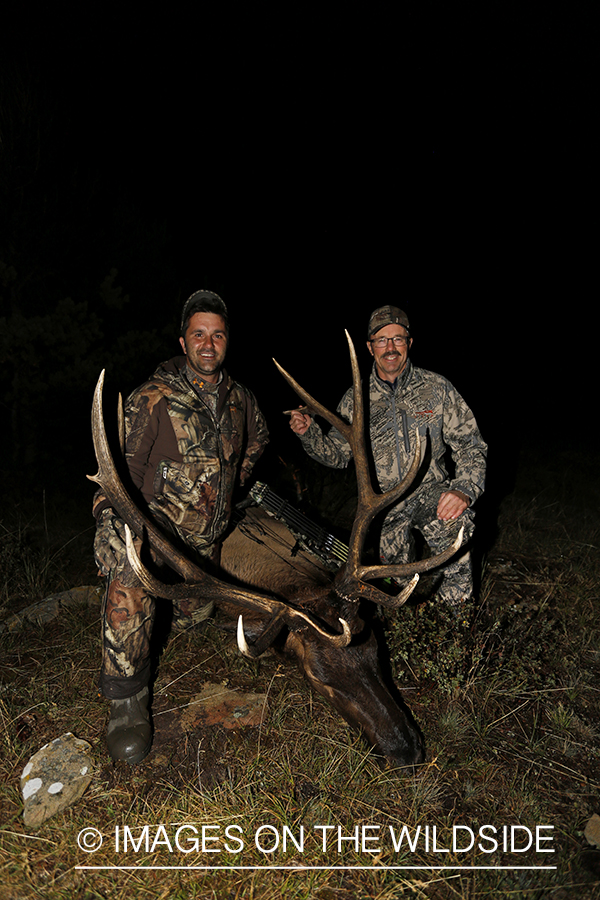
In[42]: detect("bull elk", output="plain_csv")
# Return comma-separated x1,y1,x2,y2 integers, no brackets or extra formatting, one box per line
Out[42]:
88,332,462,769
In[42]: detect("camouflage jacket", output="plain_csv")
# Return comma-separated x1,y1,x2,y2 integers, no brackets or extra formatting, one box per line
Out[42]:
94,356,269,554
300,360,486,506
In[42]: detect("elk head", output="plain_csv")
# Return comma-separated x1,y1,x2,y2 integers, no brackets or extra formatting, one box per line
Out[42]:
88,332,462,769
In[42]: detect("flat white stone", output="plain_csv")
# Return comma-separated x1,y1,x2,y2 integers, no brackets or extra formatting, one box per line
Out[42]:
20,733,94,827
22,778,42,800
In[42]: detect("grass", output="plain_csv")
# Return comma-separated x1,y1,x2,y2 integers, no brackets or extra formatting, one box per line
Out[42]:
1,448,600,898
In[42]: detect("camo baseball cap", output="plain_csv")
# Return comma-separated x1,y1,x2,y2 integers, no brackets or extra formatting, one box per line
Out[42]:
367,306,410,338
180,290,228,335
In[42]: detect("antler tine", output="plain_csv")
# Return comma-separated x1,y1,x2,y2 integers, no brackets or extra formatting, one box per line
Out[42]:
337,526,465,610
124,524,209,601
359,526,464,583
237,612,351,659
273,352,353,446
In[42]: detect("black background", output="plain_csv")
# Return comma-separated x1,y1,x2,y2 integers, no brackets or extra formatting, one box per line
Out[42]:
1,7,594,516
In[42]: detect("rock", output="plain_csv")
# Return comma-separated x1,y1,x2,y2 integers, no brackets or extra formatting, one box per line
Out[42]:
1,585,102,634
180,682,268,730
21,733,94,828
584,814,600,849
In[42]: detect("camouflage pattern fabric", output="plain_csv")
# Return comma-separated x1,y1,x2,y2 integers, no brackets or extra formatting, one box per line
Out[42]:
300,360,486,504
299,360,486,607
93,358,269,699
102,577,154,699
125,359,269,552
379,483,476,611
98,529,219,699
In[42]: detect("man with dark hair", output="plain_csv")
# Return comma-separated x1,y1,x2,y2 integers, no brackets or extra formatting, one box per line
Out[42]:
289,305,486,614
180,290,230,337
93,290,269,764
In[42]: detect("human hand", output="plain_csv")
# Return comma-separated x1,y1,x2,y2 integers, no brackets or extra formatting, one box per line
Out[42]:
93,509,129,575
437,490,470,521
288,408,312,435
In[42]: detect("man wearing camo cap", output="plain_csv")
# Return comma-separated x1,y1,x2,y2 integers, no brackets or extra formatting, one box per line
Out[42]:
289,305,487,615
92,290,269,764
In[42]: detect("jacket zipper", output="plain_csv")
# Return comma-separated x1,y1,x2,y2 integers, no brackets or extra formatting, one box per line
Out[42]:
389,390,411,479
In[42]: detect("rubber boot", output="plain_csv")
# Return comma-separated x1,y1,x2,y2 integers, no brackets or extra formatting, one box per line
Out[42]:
107,686,152,765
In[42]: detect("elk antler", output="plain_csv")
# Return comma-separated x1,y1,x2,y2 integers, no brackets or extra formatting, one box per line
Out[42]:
121,522,351,654
87,370,351,652
273,331,464,608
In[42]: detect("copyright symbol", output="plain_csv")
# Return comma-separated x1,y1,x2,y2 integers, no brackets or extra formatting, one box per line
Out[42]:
77,827,103,853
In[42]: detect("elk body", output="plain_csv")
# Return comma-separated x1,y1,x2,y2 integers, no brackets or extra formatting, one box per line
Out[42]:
88,332,462,769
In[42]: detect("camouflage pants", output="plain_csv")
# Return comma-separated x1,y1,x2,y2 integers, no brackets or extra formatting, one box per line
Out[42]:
100,536,218,700
379,483,475,607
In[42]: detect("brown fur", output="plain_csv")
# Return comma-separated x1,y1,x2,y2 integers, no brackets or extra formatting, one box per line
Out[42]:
221,508,331,596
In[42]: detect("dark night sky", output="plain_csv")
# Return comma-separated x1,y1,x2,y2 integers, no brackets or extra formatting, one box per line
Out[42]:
1,8,595,506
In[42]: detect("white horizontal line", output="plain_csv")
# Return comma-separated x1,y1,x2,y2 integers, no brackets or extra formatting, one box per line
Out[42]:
77,865,557,872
